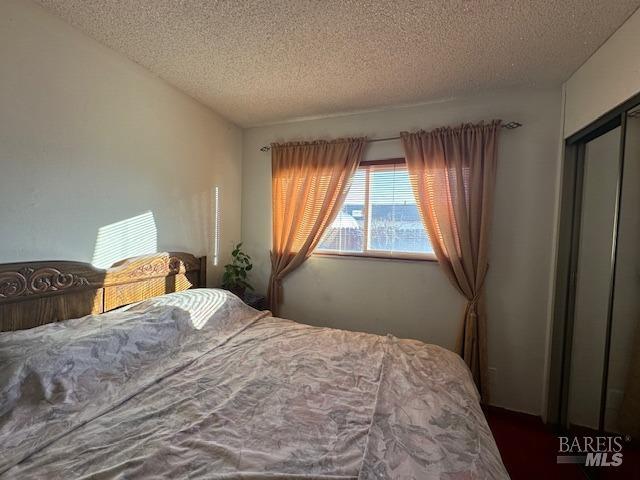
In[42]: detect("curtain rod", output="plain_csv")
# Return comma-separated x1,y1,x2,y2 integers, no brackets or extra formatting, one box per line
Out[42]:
259,121,522,152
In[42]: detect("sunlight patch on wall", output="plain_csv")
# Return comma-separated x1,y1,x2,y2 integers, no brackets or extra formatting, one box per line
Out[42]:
213,186,221,266
92,211,158,268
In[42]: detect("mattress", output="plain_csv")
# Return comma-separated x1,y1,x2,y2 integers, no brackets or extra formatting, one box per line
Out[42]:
0,289,508,479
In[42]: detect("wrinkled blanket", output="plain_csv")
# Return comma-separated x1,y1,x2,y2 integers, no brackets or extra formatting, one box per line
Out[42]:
0,289,508,479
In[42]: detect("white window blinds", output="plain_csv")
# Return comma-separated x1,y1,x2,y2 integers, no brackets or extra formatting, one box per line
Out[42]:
317,161,434,258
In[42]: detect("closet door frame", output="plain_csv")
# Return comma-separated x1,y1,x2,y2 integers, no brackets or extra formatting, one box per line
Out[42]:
548,91,640,430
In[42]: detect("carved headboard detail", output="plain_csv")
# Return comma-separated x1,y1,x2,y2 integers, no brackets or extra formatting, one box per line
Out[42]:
0,252,206,332
0,267,92,300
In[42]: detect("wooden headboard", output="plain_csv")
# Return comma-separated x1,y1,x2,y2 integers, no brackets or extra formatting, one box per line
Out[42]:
0,252,206,331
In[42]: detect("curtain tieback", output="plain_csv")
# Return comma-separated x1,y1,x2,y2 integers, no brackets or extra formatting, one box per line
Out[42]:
466,271,489,310
465,290,483,318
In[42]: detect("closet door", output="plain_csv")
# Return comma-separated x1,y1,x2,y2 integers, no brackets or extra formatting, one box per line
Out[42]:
605,109,640,437
567,127,621,433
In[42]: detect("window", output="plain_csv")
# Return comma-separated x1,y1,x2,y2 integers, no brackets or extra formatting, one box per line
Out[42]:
317,159,435,259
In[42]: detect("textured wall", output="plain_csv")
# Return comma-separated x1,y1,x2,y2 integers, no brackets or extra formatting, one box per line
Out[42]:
242,89,563,415
0,0,243,285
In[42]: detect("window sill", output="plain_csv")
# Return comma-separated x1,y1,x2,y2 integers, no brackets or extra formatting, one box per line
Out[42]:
313,251,437,263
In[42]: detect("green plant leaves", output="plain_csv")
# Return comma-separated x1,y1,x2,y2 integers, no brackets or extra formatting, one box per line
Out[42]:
221,243,254,292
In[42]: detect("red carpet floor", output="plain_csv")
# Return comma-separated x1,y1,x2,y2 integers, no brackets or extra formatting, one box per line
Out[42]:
485,407,640,480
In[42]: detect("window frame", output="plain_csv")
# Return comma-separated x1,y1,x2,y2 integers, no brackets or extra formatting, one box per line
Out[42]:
314,158,437,262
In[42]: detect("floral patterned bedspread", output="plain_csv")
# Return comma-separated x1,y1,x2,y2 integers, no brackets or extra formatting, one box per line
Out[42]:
0,289,508,479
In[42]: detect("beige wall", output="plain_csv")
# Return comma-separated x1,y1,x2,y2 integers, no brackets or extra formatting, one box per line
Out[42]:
242,89,563,415
564,8,640,137
0,0,243,284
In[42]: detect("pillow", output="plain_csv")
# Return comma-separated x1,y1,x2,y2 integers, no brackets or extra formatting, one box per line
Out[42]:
122,287,261,330
1,306,192,411
1,288,258,415
0,305,194,471
0,288,266,473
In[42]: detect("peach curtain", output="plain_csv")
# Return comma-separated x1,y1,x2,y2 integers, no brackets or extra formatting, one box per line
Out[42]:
401,121,501,402
268,138,367,316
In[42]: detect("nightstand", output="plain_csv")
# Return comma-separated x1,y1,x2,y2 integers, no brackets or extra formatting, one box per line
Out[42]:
242,291,267,310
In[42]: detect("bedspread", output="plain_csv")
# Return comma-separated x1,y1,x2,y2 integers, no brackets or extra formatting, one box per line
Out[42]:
0,289,508,479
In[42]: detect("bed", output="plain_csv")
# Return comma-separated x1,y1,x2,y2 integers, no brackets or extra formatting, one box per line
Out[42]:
0,252,508,479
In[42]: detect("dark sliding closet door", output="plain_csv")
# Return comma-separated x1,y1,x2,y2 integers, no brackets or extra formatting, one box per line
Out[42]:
567,127,621,433
605,109,640,438
563,105,640,438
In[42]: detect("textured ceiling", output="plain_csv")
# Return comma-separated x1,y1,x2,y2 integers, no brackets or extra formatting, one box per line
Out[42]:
37,1,640,127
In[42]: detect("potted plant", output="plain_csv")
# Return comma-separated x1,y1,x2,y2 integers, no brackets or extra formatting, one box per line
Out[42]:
221,243,254,298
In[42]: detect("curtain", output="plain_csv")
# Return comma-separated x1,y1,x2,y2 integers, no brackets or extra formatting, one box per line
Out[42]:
268,138,367,316
401,121,501,402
